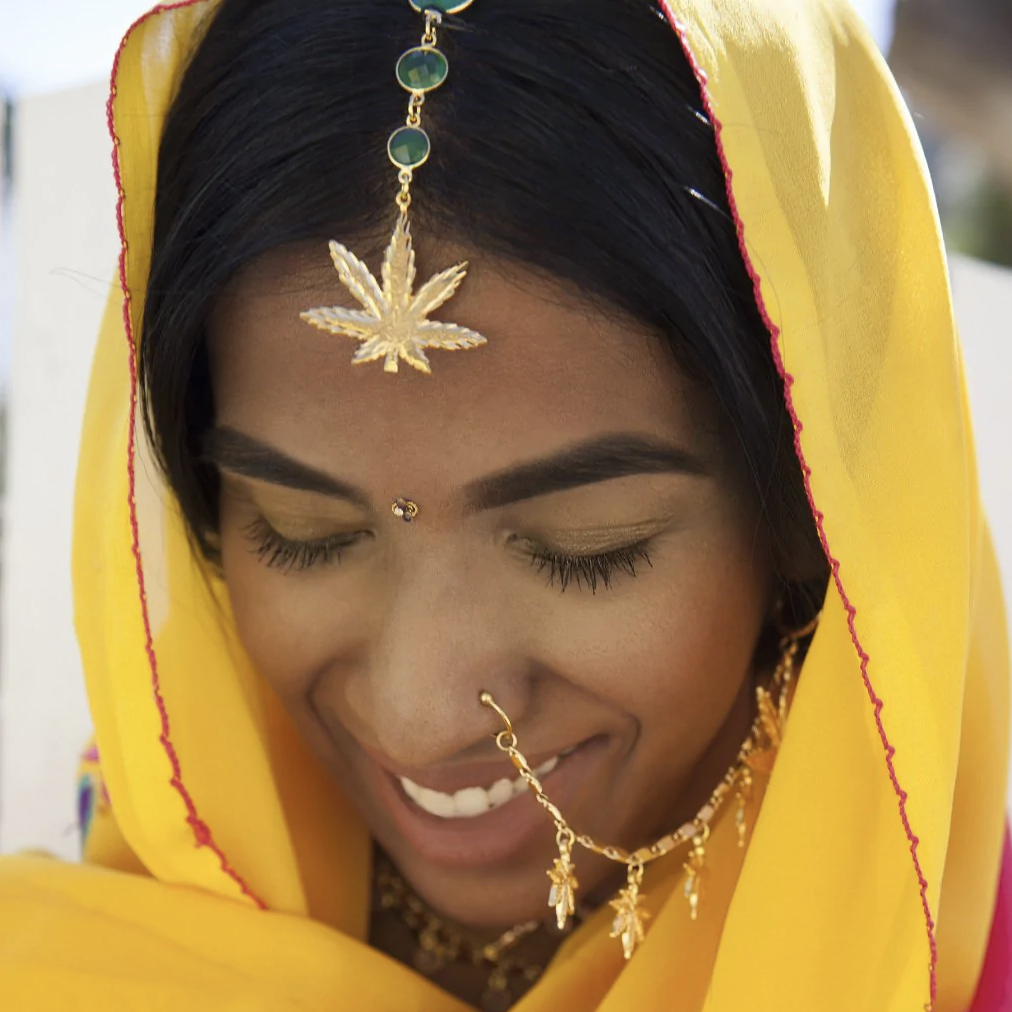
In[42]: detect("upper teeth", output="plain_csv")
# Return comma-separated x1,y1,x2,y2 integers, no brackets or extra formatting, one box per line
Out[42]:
399,756,561,819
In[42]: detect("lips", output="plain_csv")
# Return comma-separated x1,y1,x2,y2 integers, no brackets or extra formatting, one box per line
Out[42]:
359,736,607,869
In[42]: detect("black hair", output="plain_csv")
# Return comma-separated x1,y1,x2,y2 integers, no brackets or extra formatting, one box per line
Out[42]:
141,0,828,611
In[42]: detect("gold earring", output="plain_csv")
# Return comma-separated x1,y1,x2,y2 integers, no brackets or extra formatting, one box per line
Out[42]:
682,825,709,921
734,766,752,848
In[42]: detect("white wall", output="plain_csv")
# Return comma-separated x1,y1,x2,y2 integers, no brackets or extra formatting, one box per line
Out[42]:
0,81,119,858
0,0,148,96
0,80,1009,859
951,255,1012,608
952,254,1012,813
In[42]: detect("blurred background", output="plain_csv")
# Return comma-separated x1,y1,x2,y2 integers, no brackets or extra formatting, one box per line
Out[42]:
0,0,1009,859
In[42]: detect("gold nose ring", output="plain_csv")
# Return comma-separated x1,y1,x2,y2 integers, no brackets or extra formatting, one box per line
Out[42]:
479,690,513,735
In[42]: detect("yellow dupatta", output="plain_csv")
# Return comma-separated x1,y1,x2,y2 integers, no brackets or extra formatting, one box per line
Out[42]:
0,1,1007,1009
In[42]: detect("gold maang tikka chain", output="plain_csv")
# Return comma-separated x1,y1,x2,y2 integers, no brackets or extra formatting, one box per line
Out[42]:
479,616,818,961
300,0,487,374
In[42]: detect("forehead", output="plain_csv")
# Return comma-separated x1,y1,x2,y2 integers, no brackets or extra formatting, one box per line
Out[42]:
210,242,713,487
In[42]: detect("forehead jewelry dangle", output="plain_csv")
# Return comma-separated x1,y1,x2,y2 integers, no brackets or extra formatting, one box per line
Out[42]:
300,0,486,374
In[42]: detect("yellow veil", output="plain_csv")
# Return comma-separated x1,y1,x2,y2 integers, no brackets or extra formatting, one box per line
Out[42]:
0,1,1008,1009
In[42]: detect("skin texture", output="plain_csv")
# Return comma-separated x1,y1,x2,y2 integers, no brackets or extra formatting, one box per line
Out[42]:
210,238,774,958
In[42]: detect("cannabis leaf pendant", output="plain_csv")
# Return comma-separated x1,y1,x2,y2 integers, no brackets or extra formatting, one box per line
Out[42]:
300,216,486,374
610,882,649,959
546,854,578,931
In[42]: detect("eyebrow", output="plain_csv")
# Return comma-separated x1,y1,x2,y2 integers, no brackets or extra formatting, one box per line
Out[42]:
464,434,707,511
204,427,370,506
205,427,706,512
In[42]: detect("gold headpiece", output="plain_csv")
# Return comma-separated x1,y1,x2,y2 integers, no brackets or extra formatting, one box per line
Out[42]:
299,0,486,375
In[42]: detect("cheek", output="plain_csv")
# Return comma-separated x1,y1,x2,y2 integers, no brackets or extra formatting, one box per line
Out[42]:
537,526,768,747
220,512,372,706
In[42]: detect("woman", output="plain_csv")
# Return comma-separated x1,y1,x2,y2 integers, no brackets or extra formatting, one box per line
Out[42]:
0,0,1008,1009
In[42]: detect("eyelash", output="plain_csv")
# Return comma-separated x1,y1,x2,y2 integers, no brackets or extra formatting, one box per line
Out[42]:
244,516,653,591
243,517,361,572
529,542,653,593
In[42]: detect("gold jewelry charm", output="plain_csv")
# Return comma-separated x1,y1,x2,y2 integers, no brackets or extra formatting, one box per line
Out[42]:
682,826,709,921
300,2,487,374
734,767,752,848
391,497,420,522
610,860,650,959
479,614,817,959
546,828,578,930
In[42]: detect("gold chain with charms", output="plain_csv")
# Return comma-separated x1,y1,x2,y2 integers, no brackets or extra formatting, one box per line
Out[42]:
374,859,570,1012
482,614,818,957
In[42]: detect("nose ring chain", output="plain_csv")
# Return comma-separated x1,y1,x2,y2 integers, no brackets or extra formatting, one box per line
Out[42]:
478,617,813,959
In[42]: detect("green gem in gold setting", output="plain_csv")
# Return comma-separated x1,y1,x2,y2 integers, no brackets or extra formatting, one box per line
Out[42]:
408,0,474,13
388,126,431,170
396,46,449,93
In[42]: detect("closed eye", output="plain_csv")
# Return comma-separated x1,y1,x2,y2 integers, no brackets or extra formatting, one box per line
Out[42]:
526,541,653,593
243,516,365,572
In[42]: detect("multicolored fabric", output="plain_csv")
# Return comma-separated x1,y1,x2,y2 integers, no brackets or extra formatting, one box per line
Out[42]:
76,743,109,851
0,1,1008,1009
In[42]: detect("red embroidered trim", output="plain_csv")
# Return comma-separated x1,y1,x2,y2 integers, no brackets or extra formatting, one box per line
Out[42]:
107,0,266,910
658,2,938,1003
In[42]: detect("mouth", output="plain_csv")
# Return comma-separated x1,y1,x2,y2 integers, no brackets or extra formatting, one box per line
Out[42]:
360,736,608,869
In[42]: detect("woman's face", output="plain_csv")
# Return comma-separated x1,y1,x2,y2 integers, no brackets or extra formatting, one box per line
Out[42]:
210,240,774,927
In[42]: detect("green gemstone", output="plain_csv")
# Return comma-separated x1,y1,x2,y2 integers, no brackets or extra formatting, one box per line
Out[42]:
388,126,431,169
408,0,474,13
396,47,448,93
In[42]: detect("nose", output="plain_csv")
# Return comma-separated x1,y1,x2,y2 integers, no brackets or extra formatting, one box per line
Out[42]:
343,546,527,769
